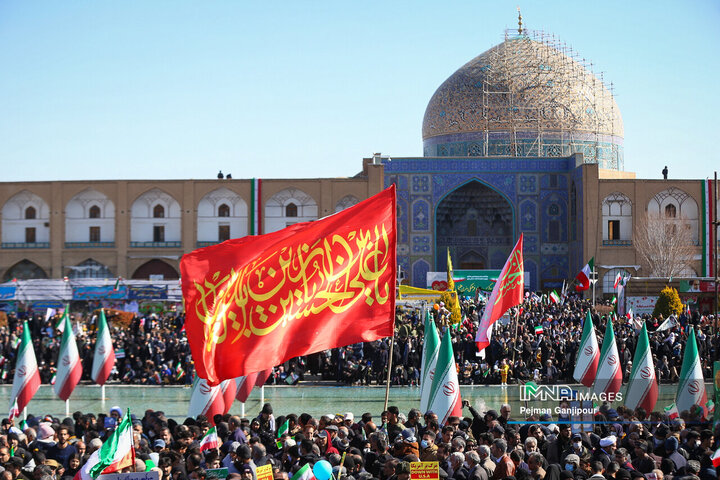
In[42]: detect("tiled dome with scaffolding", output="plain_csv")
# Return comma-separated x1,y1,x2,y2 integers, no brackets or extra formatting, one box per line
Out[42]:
422,25,624,171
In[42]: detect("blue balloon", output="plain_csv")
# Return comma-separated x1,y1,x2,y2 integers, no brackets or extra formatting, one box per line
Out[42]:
313,460,333,480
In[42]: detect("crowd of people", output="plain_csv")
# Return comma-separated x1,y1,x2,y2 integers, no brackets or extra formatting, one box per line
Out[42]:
1,399,718,480
0,294,718,387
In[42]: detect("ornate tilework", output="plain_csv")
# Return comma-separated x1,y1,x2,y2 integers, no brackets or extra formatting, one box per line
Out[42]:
412,259,431,288
519,175,538,193
412,175,430,193
411,234,431,254
520,199,537,232
412,199,430,231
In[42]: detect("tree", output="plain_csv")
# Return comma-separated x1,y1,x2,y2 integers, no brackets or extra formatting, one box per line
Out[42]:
653,286,684,318
634,212,697,278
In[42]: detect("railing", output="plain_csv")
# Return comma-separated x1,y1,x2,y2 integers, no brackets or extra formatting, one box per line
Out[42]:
129,241,182,248
1,242,50,249
64,242,115,248
602,239,632,246
196,241,220,248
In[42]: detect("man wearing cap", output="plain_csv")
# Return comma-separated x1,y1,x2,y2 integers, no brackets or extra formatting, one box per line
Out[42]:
562,432,588,463
564,454,580,475
592,436,616,469
316,430,339,456
386,406,405,442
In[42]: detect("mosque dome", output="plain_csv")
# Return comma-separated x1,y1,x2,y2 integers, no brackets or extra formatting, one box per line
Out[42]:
422,32,624,169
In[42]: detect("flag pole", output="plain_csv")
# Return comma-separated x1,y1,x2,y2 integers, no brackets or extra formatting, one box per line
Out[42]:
511,307,521,366
23,407,27,420
101,384,106,406
241,402,245,418
65,399,69,417
383,327,396,412
261,385,265,406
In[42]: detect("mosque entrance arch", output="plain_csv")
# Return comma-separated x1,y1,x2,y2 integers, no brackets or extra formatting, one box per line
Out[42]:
435,180,514,270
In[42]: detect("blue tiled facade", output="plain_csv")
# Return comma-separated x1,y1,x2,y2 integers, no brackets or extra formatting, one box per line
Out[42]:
384,156,585,291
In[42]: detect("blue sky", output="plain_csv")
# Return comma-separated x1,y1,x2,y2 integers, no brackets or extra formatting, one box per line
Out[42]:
1,1,719,181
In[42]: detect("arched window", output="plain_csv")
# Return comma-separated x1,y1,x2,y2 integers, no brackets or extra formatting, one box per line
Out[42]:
153,204,165,218
89,205,101,218
285,203,298,217
665,204,677,218
25,206,36,219
218,204,230,217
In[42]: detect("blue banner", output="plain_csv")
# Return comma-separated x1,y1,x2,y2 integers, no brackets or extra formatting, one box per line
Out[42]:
73,285,128,300
128,285,167,300
0,286,16,300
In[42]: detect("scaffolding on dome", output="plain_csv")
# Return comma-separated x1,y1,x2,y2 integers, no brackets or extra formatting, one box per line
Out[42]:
469,28,622,169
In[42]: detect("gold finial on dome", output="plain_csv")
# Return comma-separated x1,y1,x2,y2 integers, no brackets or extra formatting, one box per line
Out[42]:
517,6,523,35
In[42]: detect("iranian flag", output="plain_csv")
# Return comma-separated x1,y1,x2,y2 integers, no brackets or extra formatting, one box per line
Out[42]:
664,403,679,419
91,309,115,386
549,291,560,304
592,319,622,398
236,368,273,403
712,447,720,468
420,311,441,414
74,409,134,480
188,377,225,424
54,312,83,401
573,312,599,387
624,322,658,414
199,426,219,451
220,379,237,414
613,272,622,289
290,463,315,480
575,257,594,291
676,326,707,414
428,329,462,425
476,234,524,352
8,321,41,419
534,326,544,335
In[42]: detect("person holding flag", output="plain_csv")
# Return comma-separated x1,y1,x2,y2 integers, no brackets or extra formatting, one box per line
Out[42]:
8,321,41,419
75,409,134,480
446,249,461,324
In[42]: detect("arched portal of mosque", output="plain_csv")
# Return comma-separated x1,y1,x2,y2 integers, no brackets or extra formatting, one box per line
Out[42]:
435,180,514,271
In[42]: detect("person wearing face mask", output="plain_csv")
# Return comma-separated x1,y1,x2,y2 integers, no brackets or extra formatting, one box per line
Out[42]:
420,431,438,462
561,433,588,464
564,454,581,479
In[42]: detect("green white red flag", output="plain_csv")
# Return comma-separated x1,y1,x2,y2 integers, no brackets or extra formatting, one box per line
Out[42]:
624,322,658,414
549,290,560,304
676,326,707,414
592,319,622,399
712,447,720,468
575,257,594,291
573,311,599,387
534,325,544,335
235,369,273,403
420,310,441,414
428,329,462,425
91,309,115,386
8,321,41,419
664,403,679,419
476,234,524,352
290,463,314,480
75,409,134,480
199,426,219,451
54,312,82,401
188,376,225,424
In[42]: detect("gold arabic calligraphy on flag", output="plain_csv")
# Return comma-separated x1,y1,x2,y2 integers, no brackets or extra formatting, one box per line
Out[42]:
494,248,524,306
193,225,393,351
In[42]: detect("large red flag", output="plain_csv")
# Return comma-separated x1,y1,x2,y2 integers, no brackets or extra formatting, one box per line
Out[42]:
475,233,524,352
182,186,396,385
